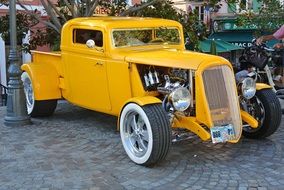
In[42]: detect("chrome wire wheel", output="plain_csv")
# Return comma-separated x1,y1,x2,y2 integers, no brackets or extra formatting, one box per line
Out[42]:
21,72,34,114
120,103,153,164
243,97,265,133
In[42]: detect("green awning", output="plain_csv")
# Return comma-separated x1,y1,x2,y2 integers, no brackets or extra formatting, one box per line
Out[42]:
209,31,279,48
198,39,243,53
209,32,252,43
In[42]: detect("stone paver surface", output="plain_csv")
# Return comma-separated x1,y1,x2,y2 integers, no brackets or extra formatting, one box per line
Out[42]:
1,101,284,190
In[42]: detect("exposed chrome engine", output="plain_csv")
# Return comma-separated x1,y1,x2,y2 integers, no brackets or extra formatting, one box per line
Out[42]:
141,67,187,89
137,65,194,115
137,65,195,142
139,66,188,92
157,73,187,94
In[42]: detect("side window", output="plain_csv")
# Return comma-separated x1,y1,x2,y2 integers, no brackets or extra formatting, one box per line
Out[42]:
73,29,103,47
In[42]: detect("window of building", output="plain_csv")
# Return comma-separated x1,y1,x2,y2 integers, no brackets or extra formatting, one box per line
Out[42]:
73,29,103,47
228,0,261,13
188,3,209,25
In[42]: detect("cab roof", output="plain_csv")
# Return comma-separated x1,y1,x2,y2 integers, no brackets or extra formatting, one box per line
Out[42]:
63,16,182,30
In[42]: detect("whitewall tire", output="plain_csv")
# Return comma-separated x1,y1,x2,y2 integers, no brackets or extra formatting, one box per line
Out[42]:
120,103,171,166
21,72,57,117
21,72,35,115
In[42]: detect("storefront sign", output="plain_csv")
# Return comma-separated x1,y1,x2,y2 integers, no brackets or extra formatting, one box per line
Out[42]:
213,20,257,32
224,22,257,31
231,42,252,48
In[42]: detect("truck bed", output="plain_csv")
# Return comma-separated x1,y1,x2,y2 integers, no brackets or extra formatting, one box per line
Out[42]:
31,51,63,76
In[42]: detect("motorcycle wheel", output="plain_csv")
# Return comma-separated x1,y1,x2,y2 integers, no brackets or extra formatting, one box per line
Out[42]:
243,89,281,139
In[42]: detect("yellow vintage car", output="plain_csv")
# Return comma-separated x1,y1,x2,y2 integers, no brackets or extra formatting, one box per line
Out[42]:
21,17,281,166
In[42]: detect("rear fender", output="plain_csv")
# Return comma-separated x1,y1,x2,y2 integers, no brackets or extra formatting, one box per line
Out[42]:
21,64,61,100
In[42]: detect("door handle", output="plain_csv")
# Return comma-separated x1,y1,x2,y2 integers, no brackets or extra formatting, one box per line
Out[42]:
96,62,103,66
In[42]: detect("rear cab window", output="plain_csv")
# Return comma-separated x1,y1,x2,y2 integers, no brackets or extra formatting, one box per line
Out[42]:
73,29,103,47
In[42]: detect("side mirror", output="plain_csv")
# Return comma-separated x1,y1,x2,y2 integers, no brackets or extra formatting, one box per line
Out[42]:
86,39,95,48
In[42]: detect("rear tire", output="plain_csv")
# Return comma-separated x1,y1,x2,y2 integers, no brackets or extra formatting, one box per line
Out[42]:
21,72,57,117
243,89,281,138
30,100,57,117
120,103,171,166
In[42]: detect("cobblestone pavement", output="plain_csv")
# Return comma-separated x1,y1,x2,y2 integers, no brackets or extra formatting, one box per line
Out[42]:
1,101,284,190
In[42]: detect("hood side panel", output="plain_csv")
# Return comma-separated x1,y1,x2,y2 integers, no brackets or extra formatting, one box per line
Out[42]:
125,49,222,70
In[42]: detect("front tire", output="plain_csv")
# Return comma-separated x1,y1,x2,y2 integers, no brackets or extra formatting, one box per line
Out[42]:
243,89,281,138
21,72,57,117
120,103,171,166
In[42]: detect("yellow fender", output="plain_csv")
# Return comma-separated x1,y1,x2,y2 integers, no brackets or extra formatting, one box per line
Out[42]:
240,110,258,129
172,116,211,141
256,83,271,90
21,64,62,100
122,96,161,106
117,96,162,130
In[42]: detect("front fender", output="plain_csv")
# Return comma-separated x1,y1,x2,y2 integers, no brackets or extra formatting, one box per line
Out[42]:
21,64,61,100
123,96,161,106
117,96,162,130
256,83,271,90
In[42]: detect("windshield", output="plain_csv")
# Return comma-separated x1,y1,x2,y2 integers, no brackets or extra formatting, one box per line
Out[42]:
112,27,181,48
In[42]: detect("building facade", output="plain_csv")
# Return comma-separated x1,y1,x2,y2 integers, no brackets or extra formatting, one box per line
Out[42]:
0,0,57,87
171,0,263,28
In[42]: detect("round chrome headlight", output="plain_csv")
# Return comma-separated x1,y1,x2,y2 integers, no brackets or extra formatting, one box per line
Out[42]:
170,87,191,111
241,78,256,99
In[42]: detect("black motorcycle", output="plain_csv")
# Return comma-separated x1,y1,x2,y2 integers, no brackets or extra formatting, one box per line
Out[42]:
235,40,282,138
238,40,284,95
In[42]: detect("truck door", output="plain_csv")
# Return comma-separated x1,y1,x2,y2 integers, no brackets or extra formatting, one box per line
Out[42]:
65,28,111,111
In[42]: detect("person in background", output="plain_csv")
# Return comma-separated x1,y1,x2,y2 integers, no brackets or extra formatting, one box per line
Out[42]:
94,32,103,47
273,67,284,88
257,25,284,89
77,32,91,44
256,25,284,48
235,63,254,83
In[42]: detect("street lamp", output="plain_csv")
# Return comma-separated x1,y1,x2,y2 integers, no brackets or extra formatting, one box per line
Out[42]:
4,0,31,126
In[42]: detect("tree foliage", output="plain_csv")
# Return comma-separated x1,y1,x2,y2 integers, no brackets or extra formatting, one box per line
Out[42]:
0,10,59,52
0,0,163,50
237,0,284,35
2,0,284,51
15,0,163,34
0,12,36,44
0,0,8,6
129,0,207,50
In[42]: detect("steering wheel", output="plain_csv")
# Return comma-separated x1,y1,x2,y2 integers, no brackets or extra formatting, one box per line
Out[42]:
149,38,164,43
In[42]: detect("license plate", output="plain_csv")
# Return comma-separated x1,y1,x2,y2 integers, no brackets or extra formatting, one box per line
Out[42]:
210,124,235,143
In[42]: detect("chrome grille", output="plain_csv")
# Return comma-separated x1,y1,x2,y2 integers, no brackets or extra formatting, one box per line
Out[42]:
202,65,242,140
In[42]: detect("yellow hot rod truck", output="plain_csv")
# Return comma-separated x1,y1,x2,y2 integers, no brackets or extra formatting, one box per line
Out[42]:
21,17,281,166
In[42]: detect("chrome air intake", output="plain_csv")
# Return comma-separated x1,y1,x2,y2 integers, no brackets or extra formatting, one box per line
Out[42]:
202,65,242,141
